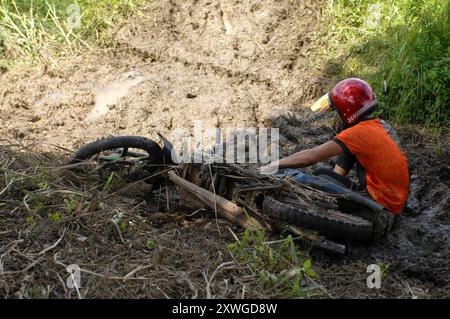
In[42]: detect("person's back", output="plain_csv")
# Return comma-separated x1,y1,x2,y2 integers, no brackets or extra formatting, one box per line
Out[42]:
334,118,409,214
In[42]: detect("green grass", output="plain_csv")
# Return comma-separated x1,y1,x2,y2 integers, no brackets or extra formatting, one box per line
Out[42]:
227,228,323,298
323,0,449,128
0,0,143,64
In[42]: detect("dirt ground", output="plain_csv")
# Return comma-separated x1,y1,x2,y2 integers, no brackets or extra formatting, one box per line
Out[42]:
0,0,331,150
0,0,449,298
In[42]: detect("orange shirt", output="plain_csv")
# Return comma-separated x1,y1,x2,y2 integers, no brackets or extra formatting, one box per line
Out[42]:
335,119,409,214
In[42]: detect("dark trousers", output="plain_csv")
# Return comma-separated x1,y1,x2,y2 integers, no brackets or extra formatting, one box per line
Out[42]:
313,152,366,191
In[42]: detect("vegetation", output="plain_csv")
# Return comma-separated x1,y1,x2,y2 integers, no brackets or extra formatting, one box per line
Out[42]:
227,228,323,298
323,0,449,128
0,0,143,64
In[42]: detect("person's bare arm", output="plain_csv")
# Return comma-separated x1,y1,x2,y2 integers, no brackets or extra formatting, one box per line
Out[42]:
334,164,349,176
261,141,343,173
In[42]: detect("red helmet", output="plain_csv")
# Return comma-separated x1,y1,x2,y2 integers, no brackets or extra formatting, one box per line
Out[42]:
329,78,377,126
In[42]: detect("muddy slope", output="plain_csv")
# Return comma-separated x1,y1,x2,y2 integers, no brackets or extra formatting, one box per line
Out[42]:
0,0,328,150
0,0,449,298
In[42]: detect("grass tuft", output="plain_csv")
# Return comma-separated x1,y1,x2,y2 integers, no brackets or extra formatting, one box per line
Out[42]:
227,228,323,298
0,0,143,64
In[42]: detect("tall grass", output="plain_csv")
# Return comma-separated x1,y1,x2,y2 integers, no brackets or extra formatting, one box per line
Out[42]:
0,0,143,63
323,0,449,128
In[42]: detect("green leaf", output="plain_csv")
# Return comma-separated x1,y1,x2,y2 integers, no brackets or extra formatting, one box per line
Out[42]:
287,236,299,265
48,212,62,222
146,240,156,250
103,172,115,193
305,268,318,278
303,259,312,270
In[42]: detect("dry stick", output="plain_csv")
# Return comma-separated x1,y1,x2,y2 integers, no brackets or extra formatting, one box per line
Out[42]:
55,161,96,170
208,163,221,235
183,276,199,299
123,264,154,280
305,276,334,299
40,189,87,197
0,180,15,197
165,178,170,211
236,198,272,230
185,208,206,217
168,171,269,230
53,256,163,285
0,256,45,275
112,221,126,245
40,142,73,154
55,271,69,296
0,232,67,275
4,228,62,263
156,185,162,212
0,240,24,273
154,228,178,240
227,227,240,244
6,156,18,170
0,168,34,178
33,228,66,257
22,194,32,213
204,261,236,299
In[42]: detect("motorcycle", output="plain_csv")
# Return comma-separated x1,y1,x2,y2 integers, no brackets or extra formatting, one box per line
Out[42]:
71,134,394,255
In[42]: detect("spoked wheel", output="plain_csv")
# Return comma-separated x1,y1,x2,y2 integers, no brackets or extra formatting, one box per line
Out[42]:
71,136,165,179
262,196,373,241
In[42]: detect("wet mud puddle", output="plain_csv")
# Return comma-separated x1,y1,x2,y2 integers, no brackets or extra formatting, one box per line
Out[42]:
86,71,145,121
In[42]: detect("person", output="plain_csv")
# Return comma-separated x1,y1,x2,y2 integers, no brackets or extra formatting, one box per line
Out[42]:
261,78,409,215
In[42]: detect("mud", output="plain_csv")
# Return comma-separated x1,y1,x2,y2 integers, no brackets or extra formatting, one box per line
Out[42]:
0,0,329,149
0,0,448,298
87,71,145,121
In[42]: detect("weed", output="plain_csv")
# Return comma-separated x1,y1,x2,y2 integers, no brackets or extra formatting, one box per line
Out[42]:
227,229,321,298
37,181,49,190
103,172,116,193
48,211,62,222
146,239,156,250
64,194,77,213
119,220,127,233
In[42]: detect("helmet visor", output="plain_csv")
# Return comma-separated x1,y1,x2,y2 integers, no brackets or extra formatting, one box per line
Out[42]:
310,93,332,113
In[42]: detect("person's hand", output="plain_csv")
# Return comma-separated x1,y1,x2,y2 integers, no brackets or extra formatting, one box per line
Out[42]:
259,162,279,175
